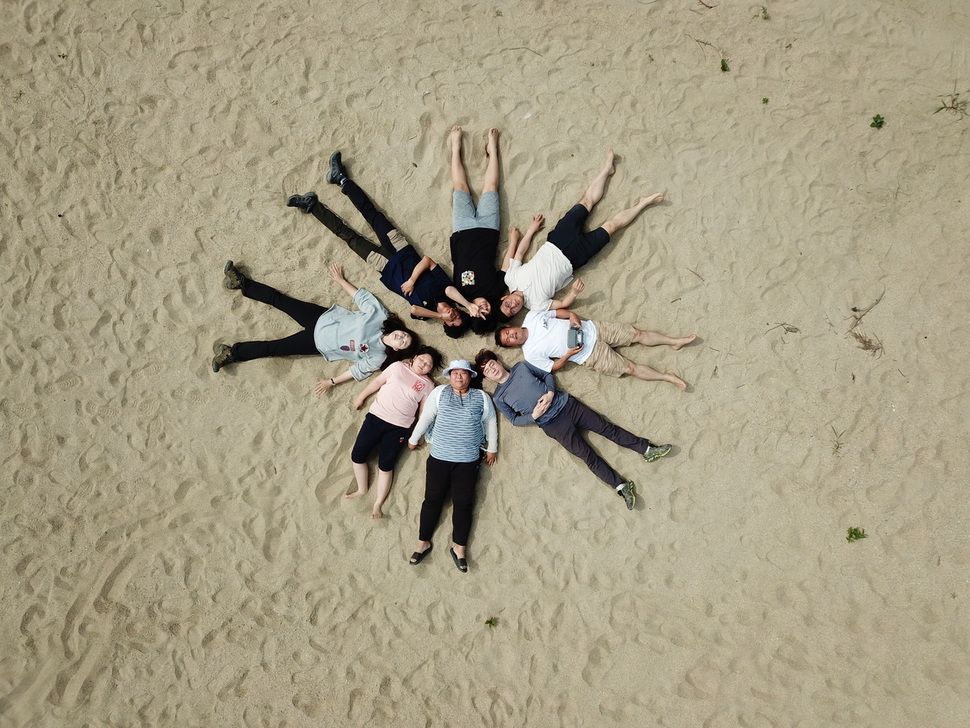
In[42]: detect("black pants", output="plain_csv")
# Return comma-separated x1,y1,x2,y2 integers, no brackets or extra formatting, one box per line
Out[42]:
540,396,650,487
310,179,398,262
418,456,482,547
233,278,328,361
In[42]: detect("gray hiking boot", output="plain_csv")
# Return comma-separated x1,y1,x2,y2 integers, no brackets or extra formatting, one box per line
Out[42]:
617,481,636,510
223,260,245,290
286,192,318,214
642,443,672,463
326,151,348,185
212,344,237,372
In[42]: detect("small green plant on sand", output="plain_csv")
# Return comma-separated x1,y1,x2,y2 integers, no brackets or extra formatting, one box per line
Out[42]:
762,98,769,104
870,114,885,128
721,59,730,72
935,92,968,118
485,617,497,628
760,6,770,20
846,527,867,542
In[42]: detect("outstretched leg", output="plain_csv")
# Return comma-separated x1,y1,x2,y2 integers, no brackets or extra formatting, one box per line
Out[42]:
601,193,664,236
451,126,470,194
482,127,500,193
625,360,688,391
346,461,370,499
309,200,384,262
370,469,394,519
633,329,696,349
578,150,616,211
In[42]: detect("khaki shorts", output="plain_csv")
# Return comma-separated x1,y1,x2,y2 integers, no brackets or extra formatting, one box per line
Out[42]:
581,321,637,377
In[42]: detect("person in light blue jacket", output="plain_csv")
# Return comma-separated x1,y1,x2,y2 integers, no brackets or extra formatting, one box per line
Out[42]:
213,262,419,395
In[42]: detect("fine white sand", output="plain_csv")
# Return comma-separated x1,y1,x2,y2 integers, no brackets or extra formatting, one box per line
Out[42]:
3,1,970,726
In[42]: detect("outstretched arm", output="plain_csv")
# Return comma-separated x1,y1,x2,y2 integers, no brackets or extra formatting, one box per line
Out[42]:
315,368,356,396
410,304,444,320
328,263,359,299
352,369,388,410
549,278,585,311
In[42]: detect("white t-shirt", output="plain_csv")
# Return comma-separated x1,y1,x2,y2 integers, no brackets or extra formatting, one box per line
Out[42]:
504,244,573,312
521,310,597,372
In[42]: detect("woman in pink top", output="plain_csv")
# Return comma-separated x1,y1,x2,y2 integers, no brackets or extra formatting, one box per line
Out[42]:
348,346,443,518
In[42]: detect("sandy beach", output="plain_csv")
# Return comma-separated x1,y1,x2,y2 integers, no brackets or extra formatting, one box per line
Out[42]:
3,0,970,725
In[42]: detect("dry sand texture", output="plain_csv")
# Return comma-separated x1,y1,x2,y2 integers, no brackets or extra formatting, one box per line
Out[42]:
3,0,970,726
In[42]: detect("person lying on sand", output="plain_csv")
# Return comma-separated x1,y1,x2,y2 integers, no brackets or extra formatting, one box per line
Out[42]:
348,346,442,519
445,125,508,334
475,349,673,511
287,154,480,339
500,150,664,318
212,262,419,397
495,308,694,391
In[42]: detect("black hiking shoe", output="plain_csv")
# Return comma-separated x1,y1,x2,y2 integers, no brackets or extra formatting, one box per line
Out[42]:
286,192,318,214
326,151,347,185
212,344,238,372
223,260,246,290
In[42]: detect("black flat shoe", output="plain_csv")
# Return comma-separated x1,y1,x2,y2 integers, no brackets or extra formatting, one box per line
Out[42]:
450,547,468,573
409,543,433,565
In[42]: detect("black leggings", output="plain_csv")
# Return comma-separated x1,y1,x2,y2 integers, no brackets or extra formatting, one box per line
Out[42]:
233,278,328,361
310,179,398,263
418,456,482,547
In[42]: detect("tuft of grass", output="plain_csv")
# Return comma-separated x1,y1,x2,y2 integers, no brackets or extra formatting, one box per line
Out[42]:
935,92,968,118
762,97,769,104
484,617,497,628
870,114,885,128
846,527,867,543
720,59,730,72
760,6,770,20
831,425,846,455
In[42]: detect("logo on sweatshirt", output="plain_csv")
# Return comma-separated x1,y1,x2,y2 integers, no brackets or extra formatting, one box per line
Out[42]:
340,340,361,353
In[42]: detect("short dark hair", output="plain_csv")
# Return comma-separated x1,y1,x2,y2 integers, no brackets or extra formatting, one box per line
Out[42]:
443,310,472,339
494,325,513,348
470,310,499,335
473,348,501,374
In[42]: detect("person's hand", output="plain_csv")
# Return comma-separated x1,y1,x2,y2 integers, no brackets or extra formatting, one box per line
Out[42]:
352,396,365,410
528,214,545,233
407,440,421,451
467,301,484,319
484,452,498,466
571,278,585,294
328,263,345,282
531,392,554,419
565,345,583,358
400,278,416,296
508,226,521,245
567,312,582,329
314,378,335,396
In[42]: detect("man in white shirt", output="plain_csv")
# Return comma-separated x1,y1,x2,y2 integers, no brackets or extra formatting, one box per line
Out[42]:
496,308,695,391
499,150,664,317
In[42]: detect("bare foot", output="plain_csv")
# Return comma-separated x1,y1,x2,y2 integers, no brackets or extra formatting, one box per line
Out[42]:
450,125,462,152
670,334,696,350
371,507,383,519
345,488,367,499
486,127,499,157
665,373,688,391
603,149,616,177
639,193,664,207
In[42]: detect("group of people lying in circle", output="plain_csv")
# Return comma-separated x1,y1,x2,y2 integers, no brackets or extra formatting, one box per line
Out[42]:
211,127,696,572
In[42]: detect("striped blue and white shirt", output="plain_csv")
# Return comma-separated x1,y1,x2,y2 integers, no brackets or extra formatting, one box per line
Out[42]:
408,385,498,463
